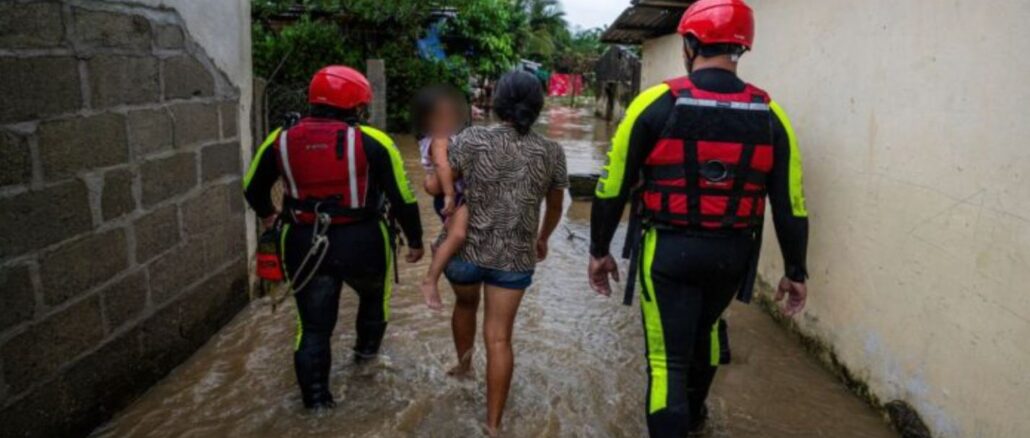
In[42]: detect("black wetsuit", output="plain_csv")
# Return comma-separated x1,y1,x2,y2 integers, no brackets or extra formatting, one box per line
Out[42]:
244,121,422,408
590,68,809,437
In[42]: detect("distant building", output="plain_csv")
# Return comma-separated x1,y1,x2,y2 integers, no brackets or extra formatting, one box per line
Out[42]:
592,45,640,122
601,0,691,89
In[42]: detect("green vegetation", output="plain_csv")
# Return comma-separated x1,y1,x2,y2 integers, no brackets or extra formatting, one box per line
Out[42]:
252,0,606,131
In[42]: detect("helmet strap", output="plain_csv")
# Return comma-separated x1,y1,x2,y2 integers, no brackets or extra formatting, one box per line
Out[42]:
684,36,701,73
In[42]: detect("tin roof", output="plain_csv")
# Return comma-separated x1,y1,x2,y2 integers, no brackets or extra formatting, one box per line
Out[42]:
601,0,694,44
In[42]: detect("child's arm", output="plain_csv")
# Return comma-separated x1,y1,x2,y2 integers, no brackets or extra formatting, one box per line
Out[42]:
430,137,457,213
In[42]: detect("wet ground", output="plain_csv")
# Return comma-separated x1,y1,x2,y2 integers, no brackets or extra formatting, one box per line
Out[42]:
92,106,895,437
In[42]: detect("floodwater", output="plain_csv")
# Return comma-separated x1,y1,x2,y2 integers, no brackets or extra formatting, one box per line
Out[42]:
92,106,895,437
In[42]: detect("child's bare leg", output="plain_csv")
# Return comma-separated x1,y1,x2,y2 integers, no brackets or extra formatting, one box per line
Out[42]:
448,283,479,377
423,172,442,196
420,205,468,311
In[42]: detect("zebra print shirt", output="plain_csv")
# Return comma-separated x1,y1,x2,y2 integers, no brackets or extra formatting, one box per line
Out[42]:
449,125,568,272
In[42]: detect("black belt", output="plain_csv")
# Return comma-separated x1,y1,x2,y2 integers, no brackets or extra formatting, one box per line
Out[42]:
283,196,370,218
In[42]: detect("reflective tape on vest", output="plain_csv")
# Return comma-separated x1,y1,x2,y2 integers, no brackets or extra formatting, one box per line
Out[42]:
279,132,299,198
675,97,770,111
346,126,359,209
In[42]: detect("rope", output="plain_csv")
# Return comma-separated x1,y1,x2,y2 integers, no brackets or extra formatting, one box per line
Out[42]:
273,204,333,310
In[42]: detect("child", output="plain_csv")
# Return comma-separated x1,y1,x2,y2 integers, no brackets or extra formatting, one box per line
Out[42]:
413,86,470,311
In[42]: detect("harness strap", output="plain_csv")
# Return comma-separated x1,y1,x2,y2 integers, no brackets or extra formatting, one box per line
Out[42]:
644,182,765,197
283,196,370,218
648,210,757,226
646,165,767,185
722,142,756,228
683,139,701,224
623,242,641,306
620,189,646,306
737,226,764,303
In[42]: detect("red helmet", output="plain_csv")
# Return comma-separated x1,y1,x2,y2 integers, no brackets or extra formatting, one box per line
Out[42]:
677,0,755,49
308,65,373,110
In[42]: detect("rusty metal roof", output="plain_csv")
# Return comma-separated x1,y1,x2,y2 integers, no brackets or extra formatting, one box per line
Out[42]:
601,0,694,44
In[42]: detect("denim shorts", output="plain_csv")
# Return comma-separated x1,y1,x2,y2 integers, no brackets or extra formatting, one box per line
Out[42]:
444,258,534,290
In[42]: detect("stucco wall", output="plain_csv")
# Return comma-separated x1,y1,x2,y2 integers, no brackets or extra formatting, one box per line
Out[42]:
640,33,684,89
0,1,253,436
638,1,1030,436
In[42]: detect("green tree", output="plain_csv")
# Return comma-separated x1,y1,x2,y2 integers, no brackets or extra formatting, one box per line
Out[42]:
512,0,569,61
442,0,519,78
554,27,605,74
252,0,508,131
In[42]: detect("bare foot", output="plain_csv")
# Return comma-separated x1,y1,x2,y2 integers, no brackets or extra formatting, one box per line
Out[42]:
420,278,444,311
446,362,473,378
481,423,500,437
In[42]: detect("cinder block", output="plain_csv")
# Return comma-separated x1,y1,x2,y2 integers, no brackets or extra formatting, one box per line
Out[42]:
0,264,35,332
0,370,73,436
100,271,147,332
141,260,246,376
0,295,105,394
154,24,184,49
201,142,241,182
0,131,32,187
0,2,64,48
199,212,246,268
146,241,205,305
163,55,214,100
40,228,129,306
181,182,231,236
102,168,136,221
0,57,81,123
175,259,247,342
170,102,219,148
73,8,151,51
0,180,93,259
140,151,196,206
58,329,150,433
134,204,179,263
87,55,160,108
138,294,193,376
39,113,128,180
219,102,239,139
127,108,174,157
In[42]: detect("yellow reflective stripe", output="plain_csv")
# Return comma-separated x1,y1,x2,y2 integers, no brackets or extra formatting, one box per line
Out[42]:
243,128,283,190
640,227,667,414
596,84,670,199
360,125,417,204
710,322,720,366
769,102,808,217
378,221,393,321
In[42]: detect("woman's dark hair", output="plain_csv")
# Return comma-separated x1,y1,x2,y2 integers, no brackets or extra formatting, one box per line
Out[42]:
493,70,544,135
411,84,469,139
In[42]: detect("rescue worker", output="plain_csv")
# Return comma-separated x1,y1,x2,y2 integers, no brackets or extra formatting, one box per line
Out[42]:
243,65,424,410
587,0,810,435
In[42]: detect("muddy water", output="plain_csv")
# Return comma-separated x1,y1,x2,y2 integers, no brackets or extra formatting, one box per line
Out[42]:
93,106,895,437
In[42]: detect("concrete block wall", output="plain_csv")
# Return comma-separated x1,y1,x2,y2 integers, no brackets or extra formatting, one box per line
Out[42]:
0,1,250,436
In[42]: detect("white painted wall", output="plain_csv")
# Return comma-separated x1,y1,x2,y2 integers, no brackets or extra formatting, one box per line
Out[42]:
640,33,684,89
638,1,1030,436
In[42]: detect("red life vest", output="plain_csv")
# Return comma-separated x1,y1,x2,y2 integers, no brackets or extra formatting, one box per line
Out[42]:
640,76,774,230
276,118,371,225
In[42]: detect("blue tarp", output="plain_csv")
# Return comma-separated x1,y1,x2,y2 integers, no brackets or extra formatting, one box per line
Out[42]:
417,21,447,61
